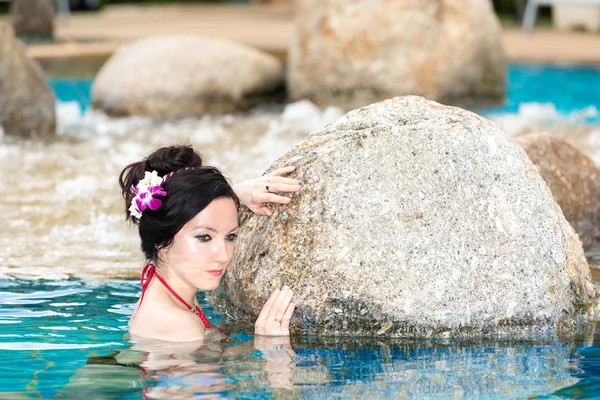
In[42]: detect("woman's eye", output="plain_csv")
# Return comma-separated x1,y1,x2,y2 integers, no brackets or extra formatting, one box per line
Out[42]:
196,235,211,242
226,233,238,241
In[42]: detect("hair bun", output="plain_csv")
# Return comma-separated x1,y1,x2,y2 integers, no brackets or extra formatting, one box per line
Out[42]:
145,144,203,176
118,144,204,222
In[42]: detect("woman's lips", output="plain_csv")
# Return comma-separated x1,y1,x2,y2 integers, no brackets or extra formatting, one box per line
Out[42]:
207,270,223,277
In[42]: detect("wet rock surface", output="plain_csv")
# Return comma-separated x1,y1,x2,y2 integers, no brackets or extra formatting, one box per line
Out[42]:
517,133,600,256
212,96,597,338
92,36,283,119
0,23,56,139
288,0,506,110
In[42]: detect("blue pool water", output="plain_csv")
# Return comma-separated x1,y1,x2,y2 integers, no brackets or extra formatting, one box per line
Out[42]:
50,78,93,113
482,64,600,123
49,64,600,124
2,279,600,399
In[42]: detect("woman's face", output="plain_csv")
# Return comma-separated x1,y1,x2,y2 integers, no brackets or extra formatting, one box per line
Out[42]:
161,197,238,291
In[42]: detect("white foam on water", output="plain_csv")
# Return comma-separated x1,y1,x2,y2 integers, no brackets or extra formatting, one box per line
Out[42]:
191,122,226,145
488,102,599,137
8,220,31,229
487,102,600,163
49,212,134,245
55,175,101,198
279,99,344,134
56,101,155,137
55,101,87,134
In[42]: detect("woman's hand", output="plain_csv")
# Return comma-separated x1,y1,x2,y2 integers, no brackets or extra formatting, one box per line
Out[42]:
233,167,302,216
255,286,295,336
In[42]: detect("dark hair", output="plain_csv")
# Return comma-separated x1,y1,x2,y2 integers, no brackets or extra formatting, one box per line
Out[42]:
118,144,239,261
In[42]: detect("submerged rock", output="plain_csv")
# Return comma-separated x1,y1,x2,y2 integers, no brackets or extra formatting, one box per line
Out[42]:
92,36,283,119
517,133,600,255
10,0,54,39
212,96,596,338
288,0,506,110
0,23,56,139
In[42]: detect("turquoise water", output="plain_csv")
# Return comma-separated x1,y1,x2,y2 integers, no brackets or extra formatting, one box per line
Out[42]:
2,279,600,399
49,64,600,123
482,64,600,123
50,79,93,113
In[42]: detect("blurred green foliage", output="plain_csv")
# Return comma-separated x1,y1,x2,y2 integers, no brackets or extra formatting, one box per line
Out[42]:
492,0,551,18
493,0,517,14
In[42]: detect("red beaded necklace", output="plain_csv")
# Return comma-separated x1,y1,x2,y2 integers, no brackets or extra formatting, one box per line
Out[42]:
134,262,210,329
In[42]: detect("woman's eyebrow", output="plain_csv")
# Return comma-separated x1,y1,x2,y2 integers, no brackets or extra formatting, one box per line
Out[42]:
194,225,239,233
194,225,217,233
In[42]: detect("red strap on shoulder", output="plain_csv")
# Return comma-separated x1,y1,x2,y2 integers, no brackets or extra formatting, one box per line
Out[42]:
132,262,210,329
131,263,156,320
194,305,211,330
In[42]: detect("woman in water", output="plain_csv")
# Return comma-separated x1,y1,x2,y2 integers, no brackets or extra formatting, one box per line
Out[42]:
119,144,300,341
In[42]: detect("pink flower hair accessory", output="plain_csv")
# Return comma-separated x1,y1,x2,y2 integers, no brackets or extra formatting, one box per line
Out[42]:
129,170,167,220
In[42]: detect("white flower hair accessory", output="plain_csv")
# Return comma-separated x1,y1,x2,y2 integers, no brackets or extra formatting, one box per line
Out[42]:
128,168,195,221
129,171,167,220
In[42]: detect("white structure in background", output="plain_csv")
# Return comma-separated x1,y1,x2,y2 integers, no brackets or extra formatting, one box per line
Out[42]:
522,0,600,33
554,3,600,31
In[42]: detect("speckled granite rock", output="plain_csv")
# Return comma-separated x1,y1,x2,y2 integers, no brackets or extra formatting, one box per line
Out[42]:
517,133,600,255
10,0,54,38
0,23,56,138
92,36,283,118
288,0,506,110
212,96,597,338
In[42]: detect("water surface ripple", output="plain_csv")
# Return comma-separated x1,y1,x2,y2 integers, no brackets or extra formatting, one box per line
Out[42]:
1,279,600,399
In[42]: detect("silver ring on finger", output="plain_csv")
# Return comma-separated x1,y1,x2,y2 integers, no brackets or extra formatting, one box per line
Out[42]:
274,317,281,323
265,180,271,192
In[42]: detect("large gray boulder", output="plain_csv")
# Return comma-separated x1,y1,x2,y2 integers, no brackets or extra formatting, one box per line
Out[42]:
517,133,600,255
288,0,506,110
92,36,283,119
0,23,56,139
10,0,54,38
213,96,597,338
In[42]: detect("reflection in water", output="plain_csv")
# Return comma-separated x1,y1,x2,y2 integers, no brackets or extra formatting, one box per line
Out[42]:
46,335,596,399
1,275,600,397
51,334,297,399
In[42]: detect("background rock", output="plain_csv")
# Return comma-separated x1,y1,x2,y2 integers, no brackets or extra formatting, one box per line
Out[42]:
92,36,284,119
0,23,56,139
517,133,600,256
212,96,596,338
10,0,54,39
288,0,506,110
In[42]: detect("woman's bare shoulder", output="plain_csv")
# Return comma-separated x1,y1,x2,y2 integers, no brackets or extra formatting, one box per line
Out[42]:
130,301,205,343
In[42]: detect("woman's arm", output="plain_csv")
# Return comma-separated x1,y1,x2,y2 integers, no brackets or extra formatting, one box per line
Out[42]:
233,166,302,216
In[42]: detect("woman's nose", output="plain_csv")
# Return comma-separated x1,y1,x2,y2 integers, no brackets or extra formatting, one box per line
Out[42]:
213,240,232,263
